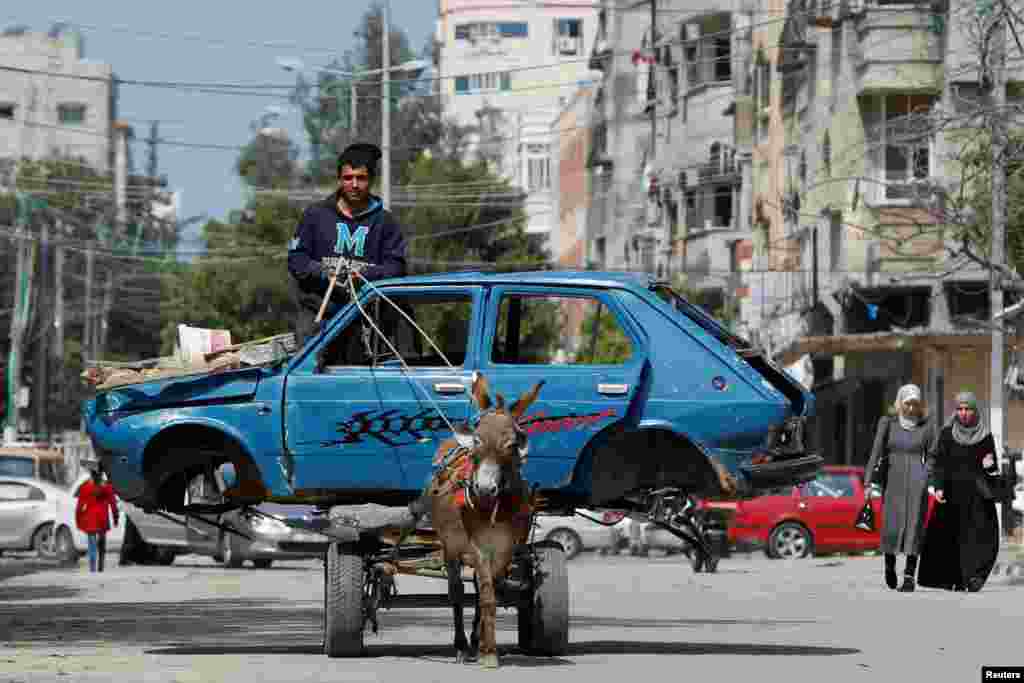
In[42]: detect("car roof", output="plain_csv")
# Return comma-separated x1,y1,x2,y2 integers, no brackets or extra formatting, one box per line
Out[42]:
373,269,656,290
0,476,64,493
822,465,865,474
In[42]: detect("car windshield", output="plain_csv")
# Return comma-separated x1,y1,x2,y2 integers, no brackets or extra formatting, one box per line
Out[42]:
0,456,35,478
649,284,754,353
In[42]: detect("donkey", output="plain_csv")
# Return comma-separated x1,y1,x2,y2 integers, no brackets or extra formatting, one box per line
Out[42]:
427,372,544,668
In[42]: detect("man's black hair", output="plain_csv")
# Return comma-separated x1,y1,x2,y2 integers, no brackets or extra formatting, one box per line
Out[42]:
338,143,382,178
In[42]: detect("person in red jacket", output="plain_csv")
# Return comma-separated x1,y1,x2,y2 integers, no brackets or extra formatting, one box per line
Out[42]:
76,469,119,572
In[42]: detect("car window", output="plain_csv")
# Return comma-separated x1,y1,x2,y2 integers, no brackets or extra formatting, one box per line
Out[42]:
800,473,856,498
0,482,44,502
0,456,35,478
321,292,473,369
491,294,632,365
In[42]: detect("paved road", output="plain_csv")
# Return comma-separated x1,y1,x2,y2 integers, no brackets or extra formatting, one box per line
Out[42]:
0,550,1021,683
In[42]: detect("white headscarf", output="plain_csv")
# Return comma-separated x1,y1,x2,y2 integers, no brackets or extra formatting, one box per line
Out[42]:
895,384,923,431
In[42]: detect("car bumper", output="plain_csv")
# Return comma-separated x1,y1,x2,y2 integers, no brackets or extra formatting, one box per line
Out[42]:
246,538,327,560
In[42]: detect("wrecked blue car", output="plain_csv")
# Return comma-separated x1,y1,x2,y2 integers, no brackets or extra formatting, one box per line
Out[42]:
83,271,820,513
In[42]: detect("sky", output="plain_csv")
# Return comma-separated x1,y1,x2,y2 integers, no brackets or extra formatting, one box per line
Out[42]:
4,1,439,254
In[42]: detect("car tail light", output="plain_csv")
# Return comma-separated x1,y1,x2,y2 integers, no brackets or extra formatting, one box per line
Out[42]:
602,511,625,524
751,453,773,465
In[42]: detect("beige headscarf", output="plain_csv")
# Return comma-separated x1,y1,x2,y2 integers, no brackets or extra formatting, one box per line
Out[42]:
895,384,923,431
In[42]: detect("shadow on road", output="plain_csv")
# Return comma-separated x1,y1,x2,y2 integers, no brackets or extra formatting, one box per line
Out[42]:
145,640,858,662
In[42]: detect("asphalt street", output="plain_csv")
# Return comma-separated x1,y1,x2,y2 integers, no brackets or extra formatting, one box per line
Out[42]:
0,549,1021,683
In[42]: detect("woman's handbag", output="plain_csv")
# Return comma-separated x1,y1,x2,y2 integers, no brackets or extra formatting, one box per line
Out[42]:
854,500,876,532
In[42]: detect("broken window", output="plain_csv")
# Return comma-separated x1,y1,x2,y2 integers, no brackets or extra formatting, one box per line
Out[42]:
843,287,931,334
872,94,935,200
944,281,990,325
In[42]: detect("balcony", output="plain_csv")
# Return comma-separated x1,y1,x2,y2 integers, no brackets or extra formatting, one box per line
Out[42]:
852,2,943,93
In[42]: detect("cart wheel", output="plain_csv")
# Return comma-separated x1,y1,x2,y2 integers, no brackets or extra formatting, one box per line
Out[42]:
518,544,569,656
324,542,365,658
704,555,719,573
691,550,705,573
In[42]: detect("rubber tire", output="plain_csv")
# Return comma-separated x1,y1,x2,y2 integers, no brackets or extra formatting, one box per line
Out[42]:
55,526,77,564
221,532,244,568
154,547,176,566
768,522,812,559
324,542,364,658
545,528,583,560
517,545,569,656
252,559,273,569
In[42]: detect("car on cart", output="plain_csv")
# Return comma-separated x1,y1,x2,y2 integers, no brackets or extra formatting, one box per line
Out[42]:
83,270,820,658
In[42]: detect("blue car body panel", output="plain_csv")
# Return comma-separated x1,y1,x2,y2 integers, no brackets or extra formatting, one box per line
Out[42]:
83,271,817,507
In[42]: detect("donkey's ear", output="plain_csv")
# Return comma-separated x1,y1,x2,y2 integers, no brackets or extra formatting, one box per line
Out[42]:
510,380,545,420
471,371,492,411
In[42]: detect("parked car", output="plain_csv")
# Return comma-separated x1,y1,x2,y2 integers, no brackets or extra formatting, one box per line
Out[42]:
83,464,329,569
728,465,881,558
0,445,65,486
0,476,122,560
532,509,627,559
84,271,820,521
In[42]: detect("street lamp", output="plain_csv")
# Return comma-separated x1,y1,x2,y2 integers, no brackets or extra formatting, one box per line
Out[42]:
276,54,429,208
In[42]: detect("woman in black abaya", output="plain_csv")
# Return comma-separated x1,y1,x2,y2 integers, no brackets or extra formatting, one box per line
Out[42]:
917,391,1001,592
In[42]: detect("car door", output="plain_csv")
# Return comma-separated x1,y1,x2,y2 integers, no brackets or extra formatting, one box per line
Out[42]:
0,481,44,547
478,286,649,490
796,471,860,551
284,286,480,492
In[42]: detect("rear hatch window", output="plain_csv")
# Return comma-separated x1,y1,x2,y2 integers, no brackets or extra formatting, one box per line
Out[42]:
650,284,807,415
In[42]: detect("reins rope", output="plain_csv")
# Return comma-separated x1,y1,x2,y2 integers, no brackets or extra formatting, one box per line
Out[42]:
345,269,462,439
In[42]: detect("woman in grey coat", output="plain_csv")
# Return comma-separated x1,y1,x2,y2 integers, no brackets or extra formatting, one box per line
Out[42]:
864,384,936,592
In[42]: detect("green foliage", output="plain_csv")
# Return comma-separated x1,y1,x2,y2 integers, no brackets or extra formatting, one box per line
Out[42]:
397,155,547,273
946,133,1024,276
158,195,304,354
576,305,633,364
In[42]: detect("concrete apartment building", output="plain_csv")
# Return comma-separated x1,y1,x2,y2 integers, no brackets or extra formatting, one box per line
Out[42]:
436,0,601,238
0,24,115,184
739,0,1024,463
584,1,754,336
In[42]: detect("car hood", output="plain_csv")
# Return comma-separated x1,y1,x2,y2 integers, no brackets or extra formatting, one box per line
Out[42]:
90,367,263,414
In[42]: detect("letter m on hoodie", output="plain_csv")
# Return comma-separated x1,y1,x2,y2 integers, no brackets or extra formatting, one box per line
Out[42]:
335,223,368,258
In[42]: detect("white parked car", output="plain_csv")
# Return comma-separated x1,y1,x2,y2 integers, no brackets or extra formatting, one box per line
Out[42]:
0,476,122,560
532,509,628,559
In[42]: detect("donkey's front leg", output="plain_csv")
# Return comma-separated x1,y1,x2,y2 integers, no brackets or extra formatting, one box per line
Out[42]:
447,560,473,663
470,573,482,658
475,561,500,669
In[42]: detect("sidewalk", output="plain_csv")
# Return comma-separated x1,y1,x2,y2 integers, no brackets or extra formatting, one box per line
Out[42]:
990,541,1024,584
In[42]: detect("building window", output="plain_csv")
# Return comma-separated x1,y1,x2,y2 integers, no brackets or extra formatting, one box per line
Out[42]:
877,94,934,200
713,37,732,82
455,72,510,94
553,18,583,56
58,104,85,125
712,185,733,227
528,156,551,191
684,42,700,89
498,22,529,38
0,103,14,120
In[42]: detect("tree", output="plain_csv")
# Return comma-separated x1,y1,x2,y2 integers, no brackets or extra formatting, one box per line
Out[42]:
237,125,300,190
396,154,548,273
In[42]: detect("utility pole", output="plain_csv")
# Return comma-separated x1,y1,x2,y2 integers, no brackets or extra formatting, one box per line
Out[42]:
33,218,49,438
5,199,26,440
988,2,1008,480
382,0,392,209
147,121,159,181
649,0,658,159
53,234,63,362
83,247,94,368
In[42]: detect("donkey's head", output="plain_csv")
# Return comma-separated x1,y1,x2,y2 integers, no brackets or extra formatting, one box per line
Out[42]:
455,372,543,500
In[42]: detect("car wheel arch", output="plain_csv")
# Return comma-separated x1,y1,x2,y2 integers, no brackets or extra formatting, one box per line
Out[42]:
545,527,583,559
142,423,262,509
573,424,728,506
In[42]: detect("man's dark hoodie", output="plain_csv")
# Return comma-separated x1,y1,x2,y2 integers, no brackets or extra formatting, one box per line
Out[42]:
288,191,407,317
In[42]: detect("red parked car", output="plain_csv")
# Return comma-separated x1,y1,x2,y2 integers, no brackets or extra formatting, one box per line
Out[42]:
728,465,882,558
